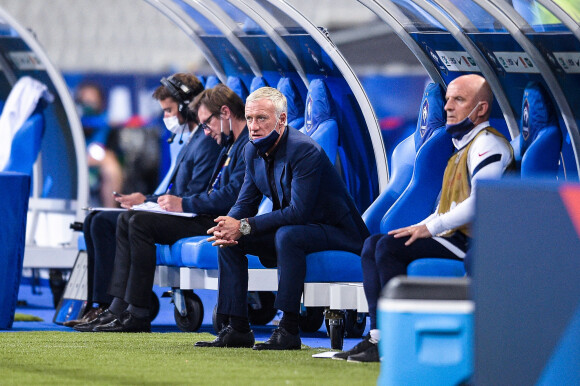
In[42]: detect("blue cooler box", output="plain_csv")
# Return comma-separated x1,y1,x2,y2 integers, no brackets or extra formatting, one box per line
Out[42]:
377,277,473,385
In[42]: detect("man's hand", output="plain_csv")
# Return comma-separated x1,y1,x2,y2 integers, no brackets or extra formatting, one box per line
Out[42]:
206,216,242,247
157,195,183,212
115,192,146,209
388,224,432,246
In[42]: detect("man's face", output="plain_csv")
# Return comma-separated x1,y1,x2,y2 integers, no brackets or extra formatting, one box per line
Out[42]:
444,79,477,125
159,97,184,124
198,104,222,144
245,99,285,140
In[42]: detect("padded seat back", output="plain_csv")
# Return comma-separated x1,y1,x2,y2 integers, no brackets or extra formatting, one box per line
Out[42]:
301,79,338,164
250,76,269,93
226,76,249,101
363,83,450,234
204,75,221,89
276,77,304,129
3,105,45,175
380,83,452,232
154,132,189,195
511,82,562,179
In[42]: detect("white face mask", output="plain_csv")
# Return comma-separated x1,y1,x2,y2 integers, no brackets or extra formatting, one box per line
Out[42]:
163,115,187,135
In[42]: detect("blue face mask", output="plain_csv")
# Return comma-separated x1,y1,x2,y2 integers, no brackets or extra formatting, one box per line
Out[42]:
445,103,481,140
251,120,280,157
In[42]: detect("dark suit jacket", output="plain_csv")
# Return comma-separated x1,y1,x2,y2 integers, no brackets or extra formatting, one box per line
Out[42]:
228,126,369,243
181,127,249,215
147,127,220,201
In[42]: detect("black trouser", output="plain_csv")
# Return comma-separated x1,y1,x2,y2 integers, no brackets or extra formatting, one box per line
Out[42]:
108,211,215,308
217,222,365,318
83,210,122,305
361,233,468,329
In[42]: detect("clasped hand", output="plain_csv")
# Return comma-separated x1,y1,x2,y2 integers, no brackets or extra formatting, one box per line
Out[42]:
207,216,241,247
388,224,432,246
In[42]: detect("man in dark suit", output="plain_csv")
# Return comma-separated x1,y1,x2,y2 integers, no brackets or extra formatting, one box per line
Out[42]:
69,73,220,328
196,87,369,349
76,85,249,333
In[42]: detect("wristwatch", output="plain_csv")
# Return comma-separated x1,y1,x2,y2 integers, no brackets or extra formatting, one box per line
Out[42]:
239,218,251,236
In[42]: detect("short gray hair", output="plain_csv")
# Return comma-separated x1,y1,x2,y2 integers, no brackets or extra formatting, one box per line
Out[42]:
246,87,287,118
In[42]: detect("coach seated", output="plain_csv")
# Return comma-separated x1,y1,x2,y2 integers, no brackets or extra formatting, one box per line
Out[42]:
75,84,249,333
336,74,514,362
197,87,369,350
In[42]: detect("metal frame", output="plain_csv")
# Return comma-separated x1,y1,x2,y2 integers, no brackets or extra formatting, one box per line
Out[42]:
412,0,520,139
0,6,88,225
187,0,263,78
358,0,445,87
147,0,227,81
536,0,580,42
474,0,580,173
268,0,388,191
229,0,310,87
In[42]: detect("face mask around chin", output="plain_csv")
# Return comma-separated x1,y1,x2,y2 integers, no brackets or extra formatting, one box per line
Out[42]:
251,128,280,156
445,116,475,140
163,116,185,135
445,103,481,140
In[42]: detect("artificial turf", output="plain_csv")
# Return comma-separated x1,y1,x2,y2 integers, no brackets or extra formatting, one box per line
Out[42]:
0,331,379,385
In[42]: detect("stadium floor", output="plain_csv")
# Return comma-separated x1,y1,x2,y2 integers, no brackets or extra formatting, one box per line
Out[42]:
7,283,368,352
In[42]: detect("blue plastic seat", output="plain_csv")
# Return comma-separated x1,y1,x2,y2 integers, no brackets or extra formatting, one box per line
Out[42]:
2,104,46,175
204,75,221,89
249,76,269,93
408,82,563,277
511,81,562,179
226,76,249,101
305,82,452,284
300,79,338,164
276,77,304,129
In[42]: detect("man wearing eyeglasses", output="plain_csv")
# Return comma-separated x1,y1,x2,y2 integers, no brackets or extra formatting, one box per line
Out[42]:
75,84,250,333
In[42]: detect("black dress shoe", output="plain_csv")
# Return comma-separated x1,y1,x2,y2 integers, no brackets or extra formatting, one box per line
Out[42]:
333,334,373,360
194,325,254,348
252,327,301,350
73,309,117,332
347,342,380,363
93,310,151,333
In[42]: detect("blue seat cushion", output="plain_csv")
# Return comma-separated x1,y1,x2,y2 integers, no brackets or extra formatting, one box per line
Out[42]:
304,250,363,283
406,258,465,277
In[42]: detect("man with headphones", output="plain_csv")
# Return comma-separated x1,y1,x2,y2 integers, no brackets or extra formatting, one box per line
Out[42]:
66,73,220,328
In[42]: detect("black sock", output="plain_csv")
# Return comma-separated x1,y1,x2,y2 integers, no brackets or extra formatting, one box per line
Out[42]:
215,313,230,332
127,304,149,320
230,315,251,333
109,297,128,317
279,311,299,335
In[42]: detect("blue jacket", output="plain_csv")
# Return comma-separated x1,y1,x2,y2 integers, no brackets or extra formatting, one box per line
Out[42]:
148,127,220,201
229,126,369,242
181,127,249,215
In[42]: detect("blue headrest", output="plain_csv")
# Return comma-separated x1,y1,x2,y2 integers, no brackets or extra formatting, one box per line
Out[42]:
414,82,446,152
197,75,207,88
250,76,269,93
303,79,335,135
277,77,304,128
205,75,221,89
520,82,558,154
226,76,249,101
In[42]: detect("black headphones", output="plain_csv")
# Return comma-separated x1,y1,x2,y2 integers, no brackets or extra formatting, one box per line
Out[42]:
160,75,199,123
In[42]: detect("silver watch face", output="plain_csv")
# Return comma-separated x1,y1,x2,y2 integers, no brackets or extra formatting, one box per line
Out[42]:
240,219,251,235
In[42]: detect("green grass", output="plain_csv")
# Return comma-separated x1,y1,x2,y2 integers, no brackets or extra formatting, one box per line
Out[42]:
0,332,379,385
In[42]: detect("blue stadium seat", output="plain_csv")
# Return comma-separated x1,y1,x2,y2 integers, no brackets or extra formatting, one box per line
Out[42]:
226,76,249,101
301,79,338,164
249,76,269,93
204,75,221,89
408,82,563,277
276,77,304,129
511,81,562,179
304,83,452,285
2,103,46,175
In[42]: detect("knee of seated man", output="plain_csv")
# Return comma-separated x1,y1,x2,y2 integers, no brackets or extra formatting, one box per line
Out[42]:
274,225,307,251
374,233,403,261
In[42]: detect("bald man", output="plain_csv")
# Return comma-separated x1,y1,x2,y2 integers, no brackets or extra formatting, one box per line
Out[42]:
336,74,514,363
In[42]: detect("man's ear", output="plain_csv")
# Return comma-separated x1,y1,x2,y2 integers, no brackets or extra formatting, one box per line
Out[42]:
279,112,287,127
220,105,231,119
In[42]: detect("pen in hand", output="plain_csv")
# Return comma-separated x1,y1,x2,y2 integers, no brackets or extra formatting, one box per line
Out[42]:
165,183,173,195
